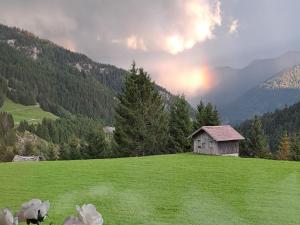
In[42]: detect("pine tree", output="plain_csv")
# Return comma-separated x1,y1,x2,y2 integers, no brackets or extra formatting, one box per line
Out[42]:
290,132,300,161
47,121,59,143
114,63,169,156
0,76,7,107
193,100,205,130
0,112,14,136
68,137,82,160
0,94,4,107
84,128,108,159
18,120,30,132
205,103,220,126
0,112,16,147
59,143,71,160
247,116,270,158
36,123,50,141
193,101,220,130
47,144,60,160
168,95,193,153
277,131,290,160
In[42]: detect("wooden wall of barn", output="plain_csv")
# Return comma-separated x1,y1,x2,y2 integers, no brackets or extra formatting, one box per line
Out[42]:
217,141,239,154
193,132,240,155
193,132,219,155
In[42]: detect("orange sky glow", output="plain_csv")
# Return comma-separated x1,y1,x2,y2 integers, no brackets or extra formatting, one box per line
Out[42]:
59,39,76,52
155,62,214,97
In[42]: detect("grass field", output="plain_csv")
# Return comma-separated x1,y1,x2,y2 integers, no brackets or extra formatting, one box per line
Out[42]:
0,154,300,225
0,99,58,124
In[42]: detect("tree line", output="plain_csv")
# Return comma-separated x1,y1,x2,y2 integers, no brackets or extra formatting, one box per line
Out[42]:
0,63,220,161
4,61,300,162
239,115,300,161
113,63,220,157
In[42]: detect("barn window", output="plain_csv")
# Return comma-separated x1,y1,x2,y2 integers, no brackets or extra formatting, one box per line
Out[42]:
197,140,201,148
209,140,213,148
202,143,206,148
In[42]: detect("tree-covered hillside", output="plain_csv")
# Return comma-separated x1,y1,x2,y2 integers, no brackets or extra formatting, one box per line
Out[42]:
0,24,192,124
238,100,300,155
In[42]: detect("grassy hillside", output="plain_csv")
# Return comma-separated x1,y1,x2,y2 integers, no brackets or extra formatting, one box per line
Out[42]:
0,99,58,124
0,154,299,225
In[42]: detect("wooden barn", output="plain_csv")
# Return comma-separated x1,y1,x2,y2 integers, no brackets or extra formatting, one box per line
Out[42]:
12,155,42,162
189,125,245,156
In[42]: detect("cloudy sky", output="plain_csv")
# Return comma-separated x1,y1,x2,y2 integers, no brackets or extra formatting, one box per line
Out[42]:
0,0,300,99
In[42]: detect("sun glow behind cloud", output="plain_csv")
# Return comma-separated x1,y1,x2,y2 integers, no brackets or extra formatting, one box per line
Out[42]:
156,62,213,97
0,0,237,99
60,39,76,52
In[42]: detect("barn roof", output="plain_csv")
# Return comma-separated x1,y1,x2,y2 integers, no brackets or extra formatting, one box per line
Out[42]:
189,125,245,142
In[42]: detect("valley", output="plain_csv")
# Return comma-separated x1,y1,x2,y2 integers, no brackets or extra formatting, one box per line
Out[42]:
0,2,300,225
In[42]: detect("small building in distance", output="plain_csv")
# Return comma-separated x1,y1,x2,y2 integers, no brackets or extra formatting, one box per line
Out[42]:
12,155,42,162
103,126,115,134
189,125,245,156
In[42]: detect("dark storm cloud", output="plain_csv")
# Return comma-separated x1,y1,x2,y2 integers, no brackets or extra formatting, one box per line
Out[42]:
0,0,300,98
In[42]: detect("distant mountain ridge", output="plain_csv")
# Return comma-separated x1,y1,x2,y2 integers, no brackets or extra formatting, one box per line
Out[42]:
261,65,300,89
220,64,300,124
194,51,300,107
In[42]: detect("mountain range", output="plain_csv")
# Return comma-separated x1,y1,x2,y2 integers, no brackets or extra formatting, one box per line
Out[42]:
190,51,300,124
220,63,300,123
2,23,300,126
200,51,300,106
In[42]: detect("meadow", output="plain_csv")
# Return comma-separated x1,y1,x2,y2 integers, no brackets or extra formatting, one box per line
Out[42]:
0,154,299,225
0,99,58,124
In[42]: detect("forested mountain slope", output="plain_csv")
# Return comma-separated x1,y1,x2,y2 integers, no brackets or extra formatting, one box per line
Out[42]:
0,24,189,124
238,100,300,150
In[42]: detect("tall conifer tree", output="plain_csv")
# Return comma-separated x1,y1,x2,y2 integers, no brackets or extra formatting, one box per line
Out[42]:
277,131,290,160
193,101,220,130
193,100,205,130
168,95,192,153
290,132,300,161
114,63,169,156
205,103,220,126
247,116,270,158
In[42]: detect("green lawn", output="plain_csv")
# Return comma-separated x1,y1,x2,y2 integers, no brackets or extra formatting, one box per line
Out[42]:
0,99,58,124
0,154,299,225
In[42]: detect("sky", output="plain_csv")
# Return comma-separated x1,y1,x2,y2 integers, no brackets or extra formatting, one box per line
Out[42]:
0,0,300,99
